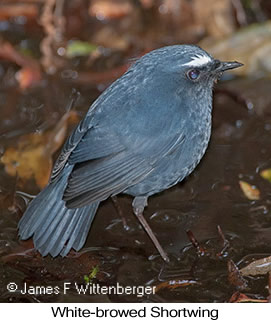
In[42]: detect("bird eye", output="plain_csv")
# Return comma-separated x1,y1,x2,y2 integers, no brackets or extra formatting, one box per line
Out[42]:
187,69,200,81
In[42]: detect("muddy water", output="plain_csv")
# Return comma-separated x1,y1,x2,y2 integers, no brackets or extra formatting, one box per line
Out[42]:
1,77,271,302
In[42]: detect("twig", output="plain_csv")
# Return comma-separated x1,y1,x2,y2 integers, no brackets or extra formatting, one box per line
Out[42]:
0,40,41,89
53,0,65,42
111,196,130,231
268,272,271,303
40,0,65,74
216,225,230,257
186,230,205,256
231,0,247,26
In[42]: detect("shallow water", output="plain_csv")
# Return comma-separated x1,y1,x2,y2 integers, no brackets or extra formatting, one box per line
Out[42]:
1,73,271,302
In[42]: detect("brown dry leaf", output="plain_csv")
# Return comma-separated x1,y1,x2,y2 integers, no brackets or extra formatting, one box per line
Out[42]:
140,0,154,8
15,66,42,90
239,180,260,200
155,279,199,292
0,4,38,20
89,0,133,20
260,168,271,183
227,259,247,289
1,111,79,189
240,255,271,276
229,291,267,303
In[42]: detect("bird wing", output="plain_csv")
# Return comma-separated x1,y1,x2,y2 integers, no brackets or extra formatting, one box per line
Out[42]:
50,70,136,182
50,114,95,182
63,130,185,208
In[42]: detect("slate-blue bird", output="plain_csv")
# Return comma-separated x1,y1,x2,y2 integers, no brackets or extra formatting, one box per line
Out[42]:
18,45,242,262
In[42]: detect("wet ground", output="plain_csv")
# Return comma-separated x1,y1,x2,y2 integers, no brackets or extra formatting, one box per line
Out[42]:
1,72,271,302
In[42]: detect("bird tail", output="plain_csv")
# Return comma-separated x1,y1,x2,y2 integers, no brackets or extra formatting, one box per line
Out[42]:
18,166,99,257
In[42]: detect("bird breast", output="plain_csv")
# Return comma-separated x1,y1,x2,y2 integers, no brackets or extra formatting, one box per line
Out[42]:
124,104,212,197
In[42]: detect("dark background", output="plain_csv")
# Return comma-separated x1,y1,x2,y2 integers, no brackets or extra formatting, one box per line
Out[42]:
1,0,271,303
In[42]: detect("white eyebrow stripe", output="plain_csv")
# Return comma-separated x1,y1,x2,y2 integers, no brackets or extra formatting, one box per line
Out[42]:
183,54,212,67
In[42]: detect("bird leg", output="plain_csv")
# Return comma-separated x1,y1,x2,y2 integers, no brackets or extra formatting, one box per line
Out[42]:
132,196,170,262
111,196,129,231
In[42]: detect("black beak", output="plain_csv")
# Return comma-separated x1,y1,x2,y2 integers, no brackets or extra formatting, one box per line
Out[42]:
213,60,243,73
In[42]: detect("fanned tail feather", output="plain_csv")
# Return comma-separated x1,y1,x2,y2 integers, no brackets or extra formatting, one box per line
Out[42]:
18,166,99,257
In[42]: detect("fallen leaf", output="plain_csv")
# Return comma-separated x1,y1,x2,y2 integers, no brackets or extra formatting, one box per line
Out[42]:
0,4,38,21
240,255,271,276
229,291,267,303
239,180,260,200
155,279,199,292
15,66,42,90
140,0,154,8
1,111,79,189
260,168,271,183
228,259,247,289
66,41,98,58
89,0,133,20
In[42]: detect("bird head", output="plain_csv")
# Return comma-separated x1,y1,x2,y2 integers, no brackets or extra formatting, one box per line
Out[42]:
137,45,243,98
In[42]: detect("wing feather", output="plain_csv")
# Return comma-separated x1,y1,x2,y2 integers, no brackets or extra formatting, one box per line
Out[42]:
68,127,125,164
63,132,185,208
